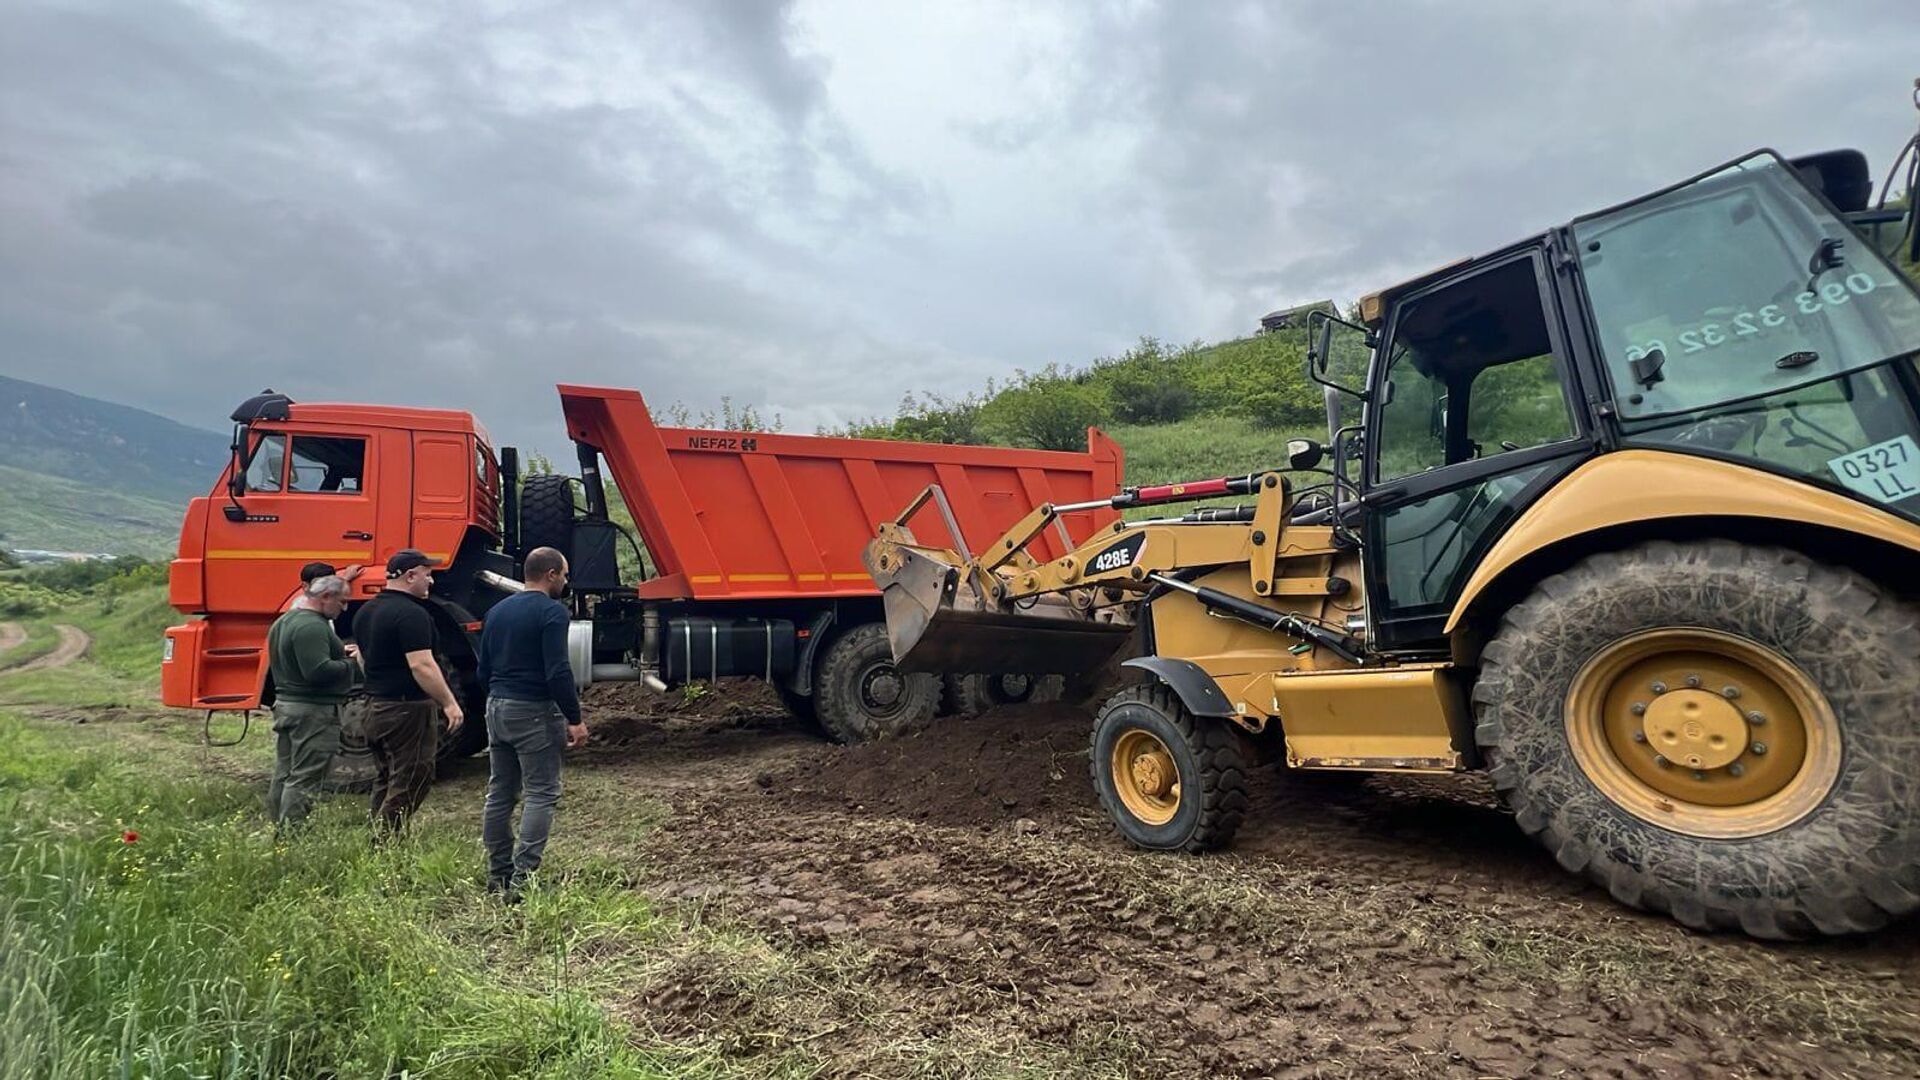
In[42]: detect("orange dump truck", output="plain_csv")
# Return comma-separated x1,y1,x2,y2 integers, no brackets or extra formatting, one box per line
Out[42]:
163,384,1122,757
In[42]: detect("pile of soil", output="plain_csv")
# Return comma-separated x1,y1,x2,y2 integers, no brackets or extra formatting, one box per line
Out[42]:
761,704,1098,827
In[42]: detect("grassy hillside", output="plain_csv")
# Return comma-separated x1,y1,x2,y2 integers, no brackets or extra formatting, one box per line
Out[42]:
0,375,219,556
0,464,183,557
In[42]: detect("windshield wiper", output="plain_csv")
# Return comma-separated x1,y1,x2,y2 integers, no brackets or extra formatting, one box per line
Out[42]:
1805,236,1846,291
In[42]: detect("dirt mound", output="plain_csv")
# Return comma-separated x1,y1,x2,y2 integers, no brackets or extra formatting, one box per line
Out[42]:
764,703,1097,827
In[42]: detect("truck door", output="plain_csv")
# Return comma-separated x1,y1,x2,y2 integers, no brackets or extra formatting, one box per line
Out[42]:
1359,248,1597,650
202,426,380,612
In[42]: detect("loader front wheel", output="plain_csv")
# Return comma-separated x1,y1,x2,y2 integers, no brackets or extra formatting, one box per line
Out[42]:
813,622,939,743
1474,539,1920,939
1091,683,1248,852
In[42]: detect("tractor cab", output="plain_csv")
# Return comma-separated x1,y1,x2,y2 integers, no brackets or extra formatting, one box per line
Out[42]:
163,391,506,711
1310,149,1920,652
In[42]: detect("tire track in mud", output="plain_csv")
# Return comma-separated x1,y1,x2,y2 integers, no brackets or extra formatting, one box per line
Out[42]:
573,688,1920,1078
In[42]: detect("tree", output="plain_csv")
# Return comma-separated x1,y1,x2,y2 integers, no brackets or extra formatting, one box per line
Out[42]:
979,367,1110,451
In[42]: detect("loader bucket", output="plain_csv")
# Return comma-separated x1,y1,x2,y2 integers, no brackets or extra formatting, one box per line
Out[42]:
866,539,1130,675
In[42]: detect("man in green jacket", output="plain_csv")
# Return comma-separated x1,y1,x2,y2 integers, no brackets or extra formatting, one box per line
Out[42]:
266,574,360,826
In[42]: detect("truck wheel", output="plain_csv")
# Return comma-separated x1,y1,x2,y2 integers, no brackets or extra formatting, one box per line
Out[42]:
435,668,490,768
324,694,378,794
774,684,823,730
812,622,939,743
943,672,1065,716
1091,682,1249,852
518,473,577,557
1474,539,1920,938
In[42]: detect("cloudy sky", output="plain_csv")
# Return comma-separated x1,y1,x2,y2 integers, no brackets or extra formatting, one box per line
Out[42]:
3,0,1916,453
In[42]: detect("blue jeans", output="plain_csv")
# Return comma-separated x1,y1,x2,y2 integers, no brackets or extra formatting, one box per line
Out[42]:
482,698,567,886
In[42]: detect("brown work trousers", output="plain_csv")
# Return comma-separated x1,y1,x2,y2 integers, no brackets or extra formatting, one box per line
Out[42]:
365,698,440,835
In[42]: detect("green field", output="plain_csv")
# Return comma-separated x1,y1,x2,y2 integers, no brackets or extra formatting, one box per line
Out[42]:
0,588,749,1079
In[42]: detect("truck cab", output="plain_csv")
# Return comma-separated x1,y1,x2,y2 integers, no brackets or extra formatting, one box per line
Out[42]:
162,390,506,712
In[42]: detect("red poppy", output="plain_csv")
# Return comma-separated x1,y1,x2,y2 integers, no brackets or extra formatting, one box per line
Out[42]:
121,830,139,844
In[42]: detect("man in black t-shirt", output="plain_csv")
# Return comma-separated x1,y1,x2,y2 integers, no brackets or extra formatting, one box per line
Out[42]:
352,549,465,834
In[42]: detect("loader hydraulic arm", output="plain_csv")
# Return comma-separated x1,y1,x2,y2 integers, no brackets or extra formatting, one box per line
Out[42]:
865,469,1361,672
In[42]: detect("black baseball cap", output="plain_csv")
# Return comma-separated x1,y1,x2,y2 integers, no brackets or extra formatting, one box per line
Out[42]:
385,549,433,578
299,561,337,583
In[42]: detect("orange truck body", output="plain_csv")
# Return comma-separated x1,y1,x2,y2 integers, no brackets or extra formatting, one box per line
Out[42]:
162,385,1122,716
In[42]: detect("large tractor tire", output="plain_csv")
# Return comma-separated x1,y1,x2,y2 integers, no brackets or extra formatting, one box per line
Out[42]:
1474,539,1920,938
518,473,577,558
1091,682,1250,852
812,622,939,743
942,672,1065,716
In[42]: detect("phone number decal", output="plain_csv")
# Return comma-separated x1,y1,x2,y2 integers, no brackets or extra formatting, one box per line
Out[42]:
1622,271,1884,362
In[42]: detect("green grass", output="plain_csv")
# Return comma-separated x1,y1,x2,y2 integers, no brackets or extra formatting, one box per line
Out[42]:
0,463,182,557
0,586,703,1078
1110,414,1321,486
0,715,718,1079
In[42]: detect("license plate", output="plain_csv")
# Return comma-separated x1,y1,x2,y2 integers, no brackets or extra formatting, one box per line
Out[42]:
1827,435,1920,505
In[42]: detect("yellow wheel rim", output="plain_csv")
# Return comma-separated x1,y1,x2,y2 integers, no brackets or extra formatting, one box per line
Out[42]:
1111,728,1182,826
1564,628,1841,839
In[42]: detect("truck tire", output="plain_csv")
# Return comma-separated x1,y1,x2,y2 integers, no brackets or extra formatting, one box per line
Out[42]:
1473,539,1920,939
518,473,577,558
812,622,939,742
1091,682,1249,852
774,684,823,731
436,666,490,769
323,693,377,794
943,672,1065,716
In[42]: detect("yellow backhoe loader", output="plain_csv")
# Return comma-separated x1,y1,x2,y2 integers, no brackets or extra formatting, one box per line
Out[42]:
867,147,1920,938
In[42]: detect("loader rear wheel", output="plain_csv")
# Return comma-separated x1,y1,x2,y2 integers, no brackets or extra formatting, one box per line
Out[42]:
1091,683,1249,852
943,672,1065,716
1474,539,1920,938
813,622,939,743
518,473,577,558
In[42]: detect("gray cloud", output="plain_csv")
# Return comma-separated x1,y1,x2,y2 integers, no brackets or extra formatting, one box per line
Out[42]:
2,0,1916,458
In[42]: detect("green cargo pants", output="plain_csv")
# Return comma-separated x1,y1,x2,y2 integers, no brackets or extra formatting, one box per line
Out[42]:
267,700,343,826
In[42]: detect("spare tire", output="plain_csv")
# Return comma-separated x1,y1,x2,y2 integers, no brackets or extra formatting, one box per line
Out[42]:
518,473,577,560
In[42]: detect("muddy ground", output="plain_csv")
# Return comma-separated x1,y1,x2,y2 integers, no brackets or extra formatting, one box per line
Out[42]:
555,680,1920,1079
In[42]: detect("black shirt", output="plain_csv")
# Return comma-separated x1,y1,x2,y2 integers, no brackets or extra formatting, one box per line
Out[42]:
351,589,440,700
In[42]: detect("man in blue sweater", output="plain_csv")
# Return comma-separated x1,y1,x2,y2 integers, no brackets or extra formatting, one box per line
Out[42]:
476,546,588,896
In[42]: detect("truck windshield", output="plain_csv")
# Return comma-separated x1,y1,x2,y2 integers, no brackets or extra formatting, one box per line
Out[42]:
1575,152,1920,420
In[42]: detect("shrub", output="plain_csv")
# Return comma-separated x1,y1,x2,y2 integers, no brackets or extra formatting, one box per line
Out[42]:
1088,338,1198,425
977,367,1111,451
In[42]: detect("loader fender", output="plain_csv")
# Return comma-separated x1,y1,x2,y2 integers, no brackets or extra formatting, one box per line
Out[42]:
1121,657,1234,718
1447,450,1920,638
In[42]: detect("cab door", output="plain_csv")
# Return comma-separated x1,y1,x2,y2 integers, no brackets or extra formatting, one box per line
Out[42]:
201,425,380,614
1359,247,1597,650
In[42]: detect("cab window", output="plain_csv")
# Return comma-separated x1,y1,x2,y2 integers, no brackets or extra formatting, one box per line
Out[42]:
1373,256,1578,482
284,436,367,494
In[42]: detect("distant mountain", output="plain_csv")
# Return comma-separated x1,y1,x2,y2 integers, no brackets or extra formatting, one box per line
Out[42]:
0,375,227,555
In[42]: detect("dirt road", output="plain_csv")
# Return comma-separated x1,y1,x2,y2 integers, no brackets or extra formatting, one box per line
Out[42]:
566,683,1920,1078
0,625,92,675
0,622,24,659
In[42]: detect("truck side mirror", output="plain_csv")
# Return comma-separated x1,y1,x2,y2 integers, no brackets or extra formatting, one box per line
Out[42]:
227,424,247,499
